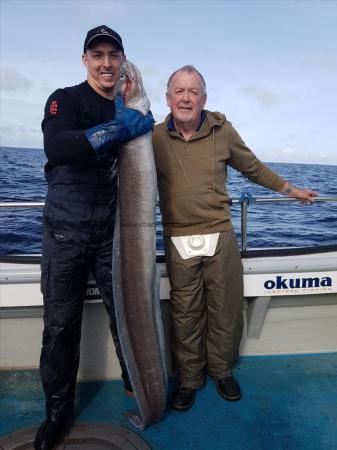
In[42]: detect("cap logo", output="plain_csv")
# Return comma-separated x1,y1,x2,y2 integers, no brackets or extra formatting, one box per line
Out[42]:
100,28,109,34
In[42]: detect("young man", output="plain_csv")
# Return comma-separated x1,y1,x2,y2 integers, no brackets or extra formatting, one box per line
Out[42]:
153,65,317,412
34,26,153,450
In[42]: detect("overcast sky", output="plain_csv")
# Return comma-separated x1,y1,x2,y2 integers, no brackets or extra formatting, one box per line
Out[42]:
1,0,336,164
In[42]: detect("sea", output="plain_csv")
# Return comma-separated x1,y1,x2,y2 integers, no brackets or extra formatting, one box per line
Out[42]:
0,146,336,254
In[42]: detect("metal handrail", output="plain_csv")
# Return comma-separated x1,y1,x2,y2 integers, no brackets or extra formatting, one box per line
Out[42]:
247,196,337,203
0,202,45,208
1,196,337,251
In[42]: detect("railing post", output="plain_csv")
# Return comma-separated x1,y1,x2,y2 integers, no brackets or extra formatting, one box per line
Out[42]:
240,193,248,252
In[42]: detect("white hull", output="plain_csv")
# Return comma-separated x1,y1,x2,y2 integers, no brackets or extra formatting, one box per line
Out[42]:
1,246,337,380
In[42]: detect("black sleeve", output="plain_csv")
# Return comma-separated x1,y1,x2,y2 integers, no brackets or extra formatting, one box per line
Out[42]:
42,89,95,166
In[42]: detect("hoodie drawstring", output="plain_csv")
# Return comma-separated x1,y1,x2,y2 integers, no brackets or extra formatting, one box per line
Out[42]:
211,128,215,192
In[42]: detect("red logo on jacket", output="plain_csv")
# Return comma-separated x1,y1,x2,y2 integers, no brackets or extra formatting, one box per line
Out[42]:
49,100,58,115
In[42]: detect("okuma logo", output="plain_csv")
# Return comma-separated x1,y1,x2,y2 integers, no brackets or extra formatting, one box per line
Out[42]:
264,275,332,290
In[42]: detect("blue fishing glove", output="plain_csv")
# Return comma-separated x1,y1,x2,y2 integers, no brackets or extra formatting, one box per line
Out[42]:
85,95,154,153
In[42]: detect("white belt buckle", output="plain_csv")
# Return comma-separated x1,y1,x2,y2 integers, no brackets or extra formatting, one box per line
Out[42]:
171,233,220,259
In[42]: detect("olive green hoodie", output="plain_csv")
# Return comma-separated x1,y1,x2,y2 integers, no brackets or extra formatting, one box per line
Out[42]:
153,111,285,237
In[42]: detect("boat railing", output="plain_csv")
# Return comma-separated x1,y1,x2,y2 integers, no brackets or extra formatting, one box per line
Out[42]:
1,195,337,251
231,194,337,251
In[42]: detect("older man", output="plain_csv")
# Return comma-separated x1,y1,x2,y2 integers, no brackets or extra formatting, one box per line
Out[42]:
153,65,317,411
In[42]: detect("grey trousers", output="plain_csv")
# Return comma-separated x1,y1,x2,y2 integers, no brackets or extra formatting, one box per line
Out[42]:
164,229,243,389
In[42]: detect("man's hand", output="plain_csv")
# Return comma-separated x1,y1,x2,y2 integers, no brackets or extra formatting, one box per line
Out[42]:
85,95,154,153
114,95,154,143
281,182,318,204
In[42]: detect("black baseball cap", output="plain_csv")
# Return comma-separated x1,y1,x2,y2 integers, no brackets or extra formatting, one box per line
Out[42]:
83,25,124,53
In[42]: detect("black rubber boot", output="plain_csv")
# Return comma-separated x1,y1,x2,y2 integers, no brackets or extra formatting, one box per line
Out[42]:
34,413,74,450
215,376,241,401
171,388,196,411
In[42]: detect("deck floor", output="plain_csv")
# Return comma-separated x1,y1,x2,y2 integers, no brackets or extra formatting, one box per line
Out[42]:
1,353,337,450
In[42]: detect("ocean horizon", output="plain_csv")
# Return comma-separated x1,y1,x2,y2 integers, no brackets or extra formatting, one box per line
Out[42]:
2,145,337,167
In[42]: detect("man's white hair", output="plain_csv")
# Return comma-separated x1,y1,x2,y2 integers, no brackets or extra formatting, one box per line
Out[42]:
166,65,207,95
